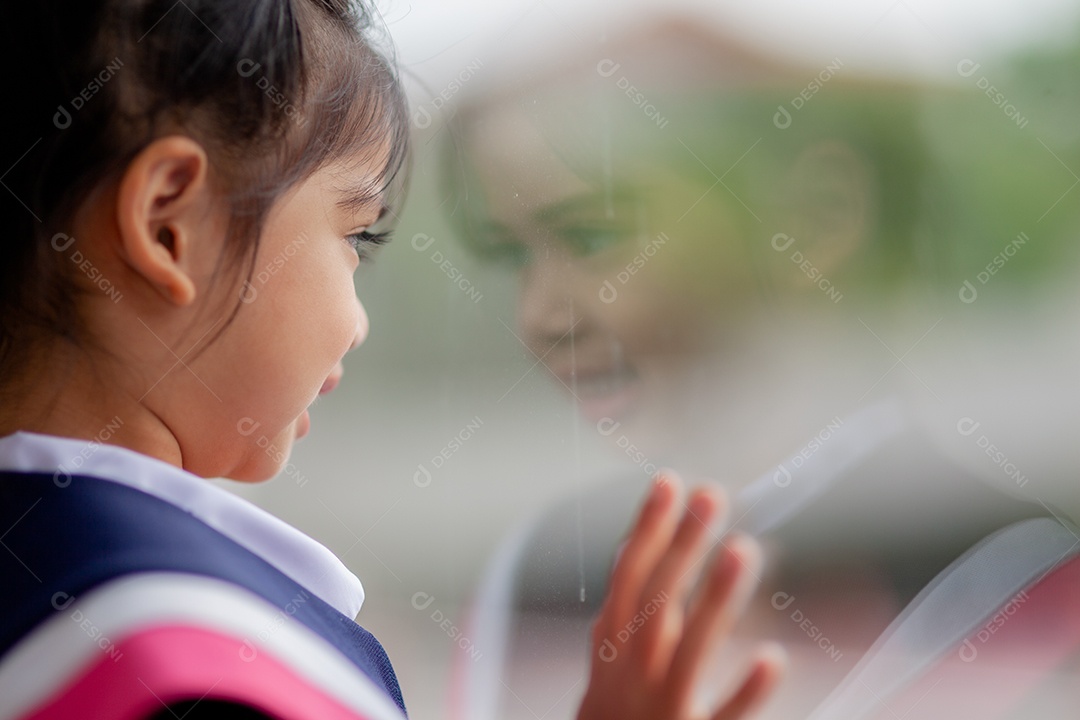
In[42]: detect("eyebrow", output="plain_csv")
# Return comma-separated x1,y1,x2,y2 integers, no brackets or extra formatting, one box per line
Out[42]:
532,188,636,225
335,176,386,216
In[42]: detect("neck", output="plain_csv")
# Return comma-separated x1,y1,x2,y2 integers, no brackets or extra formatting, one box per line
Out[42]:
0,341,184,468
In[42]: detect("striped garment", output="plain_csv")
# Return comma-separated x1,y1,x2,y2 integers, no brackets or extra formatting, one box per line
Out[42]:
0,432,406,720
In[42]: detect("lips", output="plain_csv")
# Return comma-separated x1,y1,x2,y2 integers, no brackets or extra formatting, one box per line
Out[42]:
319,374,340,396
319,363,344,396
572,366,638,397
296,408,311,439
550,361,640,423
297,365,344,439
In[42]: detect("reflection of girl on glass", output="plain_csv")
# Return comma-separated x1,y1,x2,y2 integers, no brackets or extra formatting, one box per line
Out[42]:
0,3,783,719
445,18,1074,719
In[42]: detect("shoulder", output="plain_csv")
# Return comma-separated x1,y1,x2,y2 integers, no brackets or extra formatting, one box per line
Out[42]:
0,472,406,717
0,572,406,720
810,516,1080,719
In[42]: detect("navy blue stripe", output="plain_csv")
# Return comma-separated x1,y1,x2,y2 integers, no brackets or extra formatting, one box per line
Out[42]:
0,471,405,715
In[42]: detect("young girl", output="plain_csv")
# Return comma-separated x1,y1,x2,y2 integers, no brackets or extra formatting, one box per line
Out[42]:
0,1,782,718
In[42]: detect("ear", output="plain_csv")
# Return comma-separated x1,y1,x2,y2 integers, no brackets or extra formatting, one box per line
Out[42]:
115,136,213,306
779,140,872,278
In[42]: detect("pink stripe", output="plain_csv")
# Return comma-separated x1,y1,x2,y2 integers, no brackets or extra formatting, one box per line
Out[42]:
870,555,1080,719
20,625,377,720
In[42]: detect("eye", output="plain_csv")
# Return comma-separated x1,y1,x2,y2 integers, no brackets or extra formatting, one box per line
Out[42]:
474,237,530,269
346,230,394,262
558,225,625,257
468,224,530,269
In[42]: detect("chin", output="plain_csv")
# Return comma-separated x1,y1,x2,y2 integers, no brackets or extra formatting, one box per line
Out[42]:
220,422,301,483
225,462,282,483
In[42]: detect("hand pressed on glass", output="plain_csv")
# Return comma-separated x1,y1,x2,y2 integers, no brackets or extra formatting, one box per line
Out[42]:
578,473,784,720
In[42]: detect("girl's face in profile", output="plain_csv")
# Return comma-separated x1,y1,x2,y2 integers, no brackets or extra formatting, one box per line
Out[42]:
181,156,384,482
463,105,757,429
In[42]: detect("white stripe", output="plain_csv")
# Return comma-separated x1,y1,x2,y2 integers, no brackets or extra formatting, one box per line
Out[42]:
460,518,535,720
0,431,364,619
738,398,907,535
808,517,1080,720
0,573,404,720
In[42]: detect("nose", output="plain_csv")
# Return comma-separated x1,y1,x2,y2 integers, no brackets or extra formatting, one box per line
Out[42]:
321,301,368,397
351,300,369,351
517,244,579,351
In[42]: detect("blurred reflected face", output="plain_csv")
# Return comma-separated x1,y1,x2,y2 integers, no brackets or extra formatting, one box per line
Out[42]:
464,105,761,428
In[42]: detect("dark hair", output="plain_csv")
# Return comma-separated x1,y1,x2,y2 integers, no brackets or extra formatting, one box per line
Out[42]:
0,0,409,381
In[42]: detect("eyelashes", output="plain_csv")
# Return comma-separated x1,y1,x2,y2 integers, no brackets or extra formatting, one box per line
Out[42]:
346,230,394,262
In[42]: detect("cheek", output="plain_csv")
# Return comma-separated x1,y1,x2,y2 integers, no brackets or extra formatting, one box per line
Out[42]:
197,261,355,479
278,256,360,384
600,239,740,353
227,254,357,421
597,294,668,353
576,257,679,352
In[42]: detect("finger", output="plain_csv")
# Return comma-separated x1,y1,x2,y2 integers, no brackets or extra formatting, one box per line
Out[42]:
632,487,726,671
665,534,762,704
641,487,726,607
710,644,786,720
599,471,683,636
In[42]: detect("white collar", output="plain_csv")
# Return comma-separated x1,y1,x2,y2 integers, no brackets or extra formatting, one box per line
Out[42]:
737,397,909,534
0,431,365,619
